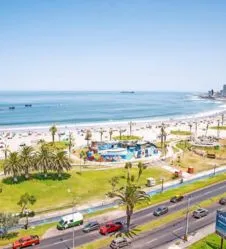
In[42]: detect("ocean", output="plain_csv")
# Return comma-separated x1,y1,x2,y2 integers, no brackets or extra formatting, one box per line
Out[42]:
0,91,224,128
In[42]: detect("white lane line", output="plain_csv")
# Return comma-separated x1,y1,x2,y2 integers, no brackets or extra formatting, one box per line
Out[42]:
173,226,183,232
146,238,158,244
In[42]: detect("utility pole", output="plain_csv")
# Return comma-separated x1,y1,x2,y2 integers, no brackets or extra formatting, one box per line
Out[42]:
217,119,220,139
161,178,164,192
220,237,224,249
213,164,217,176
184,197,191,241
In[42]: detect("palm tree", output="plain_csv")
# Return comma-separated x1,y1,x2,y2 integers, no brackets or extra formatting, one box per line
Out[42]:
2,143,10,160
68,132,74,158
53,151,71,178
4,152,22,182
160,123,166,148
35,145,54,177
37,139,45,145
217,119,220,138
128,121,136,136
119,128,126,140
188,123,192,140
108,162,149,231
137,162,147,182
205,122,209,137
49,125,57,143
99,128,104,142
85,130,92,146
222,113,224,126
109,128,113,141
20,146,34,179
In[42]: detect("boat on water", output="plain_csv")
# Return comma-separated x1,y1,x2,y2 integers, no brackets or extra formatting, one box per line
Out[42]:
120,91,135,94
25,104,32,107
9,106,15,110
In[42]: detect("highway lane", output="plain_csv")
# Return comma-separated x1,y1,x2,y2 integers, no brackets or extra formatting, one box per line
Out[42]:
3,180,225,249
127,203,226,249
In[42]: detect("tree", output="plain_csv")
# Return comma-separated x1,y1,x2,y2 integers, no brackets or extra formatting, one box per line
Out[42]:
20,146,34,179
222,113,224,126
128,121,136,136
17,193,36,229
68,132,75,158
205,122,209,137
0,213,19,236
137,162,147,182
4,152,22,182
217,119,220,138
188,123,192,140
109,128,113,140
107,163,149,231
160,123,167,154
99,128,104,142
85,130,92,146
119,128,126,140
2,143,10,160
53,151,71,178
109,176,119,192
35,145,54,177
49,125,57,143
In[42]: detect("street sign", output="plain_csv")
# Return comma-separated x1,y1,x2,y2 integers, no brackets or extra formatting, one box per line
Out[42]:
216,210,226,239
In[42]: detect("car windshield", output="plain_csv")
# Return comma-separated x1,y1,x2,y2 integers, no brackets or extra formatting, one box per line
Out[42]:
59,220,65,225
84,223,92,228
156,208,162,211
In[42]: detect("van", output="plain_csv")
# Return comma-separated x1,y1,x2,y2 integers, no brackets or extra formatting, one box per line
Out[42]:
110,237,131,248
57,212,83,230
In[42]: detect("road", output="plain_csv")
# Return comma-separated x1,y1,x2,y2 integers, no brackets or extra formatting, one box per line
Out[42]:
3,180,226,249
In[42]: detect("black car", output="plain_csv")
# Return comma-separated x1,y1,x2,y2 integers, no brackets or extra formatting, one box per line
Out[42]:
219,197,226,205
153,206,169,216
82,221,100,233
170,195,184,203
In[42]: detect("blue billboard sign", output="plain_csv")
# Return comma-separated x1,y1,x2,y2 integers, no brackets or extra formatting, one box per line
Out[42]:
216,210,226,239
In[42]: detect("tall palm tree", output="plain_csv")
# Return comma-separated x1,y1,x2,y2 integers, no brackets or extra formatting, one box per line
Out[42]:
35,145,54,177
128,121,136,136
68,132,75,158
4,152,22,182
85,130,92,146
20,146,34,179
119,128,126,140
217,119,220,138
2,143,10,160
109,128,113,141
53,151,71,178
108,162,149,231
137,161,147,182
205,122,209,137
49,125,57,143
188,123,192,140
99,128,104,142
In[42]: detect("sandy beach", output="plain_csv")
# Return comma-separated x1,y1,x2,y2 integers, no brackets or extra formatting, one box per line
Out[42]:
1,108,226,160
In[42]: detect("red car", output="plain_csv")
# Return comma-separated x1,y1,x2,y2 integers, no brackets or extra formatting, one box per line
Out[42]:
99,221,123,235
12,235,40,249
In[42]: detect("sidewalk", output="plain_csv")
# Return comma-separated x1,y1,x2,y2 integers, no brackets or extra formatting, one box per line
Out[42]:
159,223,215,249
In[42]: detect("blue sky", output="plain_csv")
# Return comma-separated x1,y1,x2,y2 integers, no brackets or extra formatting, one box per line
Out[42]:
0,0,226,91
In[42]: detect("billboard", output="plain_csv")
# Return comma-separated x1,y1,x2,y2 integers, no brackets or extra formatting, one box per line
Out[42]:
216,210,226,239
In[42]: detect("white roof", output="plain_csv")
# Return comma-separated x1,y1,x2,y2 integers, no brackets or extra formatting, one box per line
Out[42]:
62,212,83,221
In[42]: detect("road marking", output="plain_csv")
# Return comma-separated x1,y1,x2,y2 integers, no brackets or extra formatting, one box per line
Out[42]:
146,238,157,244
173,226,183,232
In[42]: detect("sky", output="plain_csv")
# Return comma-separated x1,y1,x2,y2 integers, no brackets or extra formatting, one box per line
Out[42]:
0,0,226,91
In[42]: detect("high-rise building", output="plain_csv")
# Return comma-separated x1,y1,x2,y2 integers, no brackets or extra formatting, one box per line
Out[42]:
223,85,226,97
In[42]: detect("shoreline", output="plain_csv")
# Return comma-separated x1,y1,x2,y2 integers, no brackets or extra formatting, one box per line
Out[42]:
0,106,226,132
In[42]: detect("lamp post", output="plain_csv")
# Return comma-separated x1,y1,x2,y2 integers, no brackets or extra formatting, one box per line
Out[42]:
128,121,136,136
160,178,165,193
24,207,29,230
67,189,76,249
184,197,191,241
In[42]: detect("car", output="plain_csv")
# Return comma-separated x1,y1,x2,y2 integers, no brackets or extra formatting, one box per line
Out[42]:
0,228,6,238
219,197,226,205
193,208,208,219
153,206,169,216
99,221,123,235
12,235,40,249
170,195,184,203
82,221,100,233
110,237,131,248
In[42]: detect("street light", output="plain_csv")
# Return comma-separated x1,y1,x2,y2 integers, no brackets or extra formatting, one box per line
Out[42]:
184,196,191,241
160,178,165,193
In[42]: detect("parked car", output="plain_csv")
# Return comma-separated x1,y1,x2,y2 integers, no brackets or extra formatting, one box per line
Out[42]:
57,212,83,230
0,228,6,238
170,195,184,203
99,221,123,235
82,221,100,233
193,208,208,219
12,235,40,249
110,237,131,248
153,206,169,216
219,197,226,205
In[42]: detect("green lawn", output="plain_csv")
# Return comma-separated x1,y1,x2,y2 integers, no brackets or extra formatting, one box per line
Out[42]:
171,130,192,135
210,126,226,130
0,166,171,212
189,233,226,249
113,135,142,141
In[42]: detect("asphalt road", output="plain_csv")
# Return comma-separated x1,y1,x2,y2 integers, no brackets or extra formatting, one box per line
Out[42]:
4,180,226,249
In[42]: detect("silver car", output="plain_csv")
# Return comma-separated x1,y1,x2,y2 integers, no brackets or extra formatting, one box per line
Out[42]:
110,237,131,249
193,208,208,218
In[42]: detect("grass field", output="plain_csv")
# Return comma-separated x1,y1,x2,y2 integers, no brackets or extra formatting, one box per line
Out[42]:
0,166,171,212
210,126,226,130
171,130,192,135
189,233,226,249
